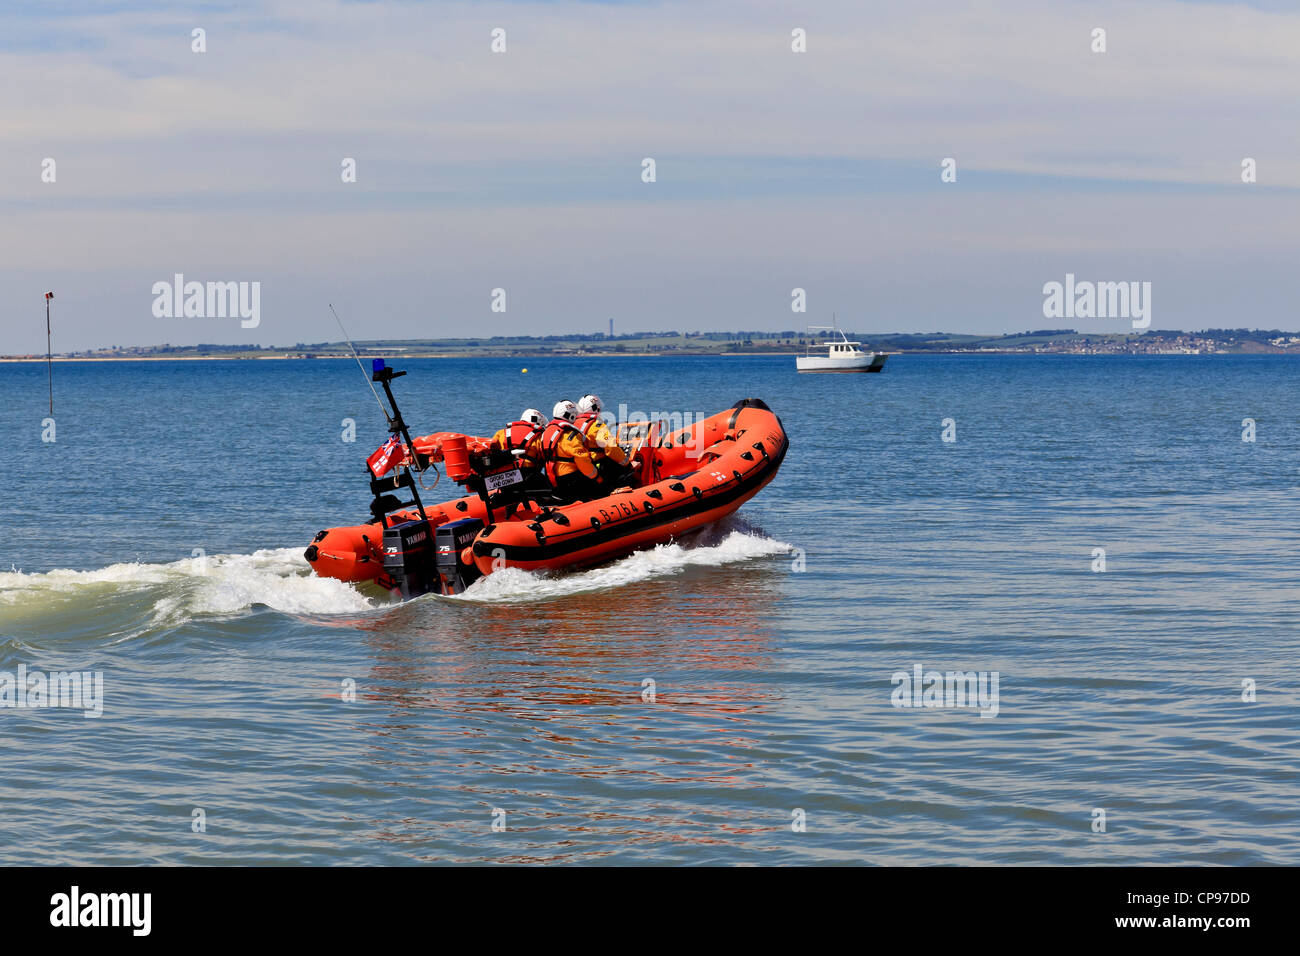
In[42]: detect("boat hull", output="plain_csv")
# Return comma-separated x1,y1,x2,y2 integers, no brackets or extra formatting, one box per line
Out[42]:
796,353,888,373
305,399,788,586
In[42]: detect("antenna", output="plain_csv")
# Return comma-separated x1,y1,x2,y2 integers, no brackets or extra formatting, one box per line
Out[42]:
329,303,391,424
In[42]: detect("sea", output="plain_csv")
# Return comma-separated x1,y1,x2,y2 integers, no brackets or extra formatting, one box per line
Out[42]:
1,353,1297,864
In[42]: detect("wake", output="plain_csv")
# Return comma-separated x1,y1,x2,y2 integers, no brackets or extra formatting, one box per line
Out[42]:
453,529,793,603
0,526,793,634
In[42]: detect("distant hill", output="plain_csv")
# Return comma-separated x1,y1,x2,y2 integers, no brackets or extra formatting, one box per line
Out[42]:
10,327,1300,360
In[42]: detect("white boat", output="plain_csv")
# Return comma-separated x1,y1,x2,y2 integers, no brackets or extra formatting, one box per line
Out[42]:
796,324,890,373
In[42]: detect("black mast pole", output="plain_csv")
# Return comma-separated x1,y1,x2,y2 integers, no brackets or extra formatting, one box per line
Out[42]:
45,292,53,415
373,367,429,524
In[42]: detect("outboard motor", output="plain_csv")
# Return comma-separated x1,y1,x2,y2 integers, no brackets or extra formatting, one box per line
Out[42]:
434,518,484,595
359,361,489,599
381,519,436,599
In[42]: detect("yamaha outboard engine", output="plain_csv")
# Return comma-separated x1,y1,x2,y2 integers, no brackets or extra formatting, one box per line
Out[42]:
381,519,436,599
434,518,484,595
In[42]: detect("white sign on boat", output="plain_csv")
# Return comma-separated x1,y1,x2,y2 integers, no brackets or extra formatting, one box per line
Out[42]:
485,468,525,491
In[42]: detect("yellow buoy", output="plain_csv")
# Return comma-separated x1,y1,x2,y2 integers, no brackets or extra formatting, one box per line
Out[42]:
521,368,528,373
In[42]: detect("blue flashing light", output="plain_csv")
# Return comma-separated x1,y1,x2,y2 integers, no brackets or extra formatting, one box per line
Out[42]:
372,359,386,373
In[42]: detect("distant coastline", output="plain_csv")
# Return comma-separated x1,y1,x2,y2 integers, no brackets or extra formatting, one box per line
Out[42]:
7,351,1300,363
5,327,1300,361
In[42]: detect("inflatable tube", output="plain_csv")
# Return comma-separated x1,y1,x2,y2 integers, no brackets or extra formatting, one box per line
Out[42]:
304,398,787,587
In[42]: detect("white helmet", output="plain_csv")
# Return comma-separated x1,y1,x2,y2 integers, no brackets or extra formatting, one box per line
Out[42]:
521,408,544,427
552,400,577,422
577,394,603,416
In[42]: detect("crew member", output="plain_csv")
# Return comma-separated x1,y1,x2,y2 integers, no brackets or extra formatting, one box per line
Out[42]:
574,393,632,485
533,400,599,500
490,408,545,469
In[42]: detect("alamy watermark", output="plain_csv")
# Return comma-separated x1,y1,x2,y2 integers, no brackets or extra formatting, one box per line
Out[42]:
1043,273,1150,329
606,404,708,452
0,664,103,717
151,274,260,328
891,664,999,718
50,886,150,936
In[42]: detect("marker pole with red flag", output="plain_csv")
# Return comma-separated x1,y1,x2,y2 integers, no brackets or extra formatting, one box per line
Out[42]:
44,292,54,414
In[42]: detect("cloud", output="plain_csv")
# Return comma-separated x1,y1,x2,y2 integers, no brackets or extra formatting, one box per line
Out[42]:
1,0,1297,349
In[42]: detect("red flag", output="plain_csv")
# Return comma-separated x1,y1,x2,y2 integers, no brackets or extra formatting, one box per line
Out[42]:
367,435,403,478
45,292,53,299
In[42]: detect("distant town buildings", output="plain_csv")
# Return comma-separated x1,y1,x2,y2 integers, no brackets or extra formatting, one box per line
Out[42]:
11,328,1300,361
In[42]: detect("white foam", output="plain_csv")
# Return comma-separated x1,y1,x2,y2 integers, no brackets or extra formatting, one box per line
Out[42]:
0,530,793,623
453,530,793,603
0,548,374,620
185,549,374,616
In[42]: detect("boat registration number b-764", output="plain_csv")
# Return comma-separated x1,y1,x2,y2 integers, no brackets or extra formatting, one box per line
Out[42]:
485,468,524,491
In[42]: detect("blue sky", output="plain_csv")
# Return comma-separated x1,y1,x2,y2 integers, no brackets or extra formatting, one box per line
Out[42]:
1,0,1298,350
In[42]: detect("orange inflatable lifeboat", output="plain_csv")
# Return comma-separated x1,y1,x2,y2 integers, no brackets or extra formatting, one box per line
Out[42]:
304,361,788,598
